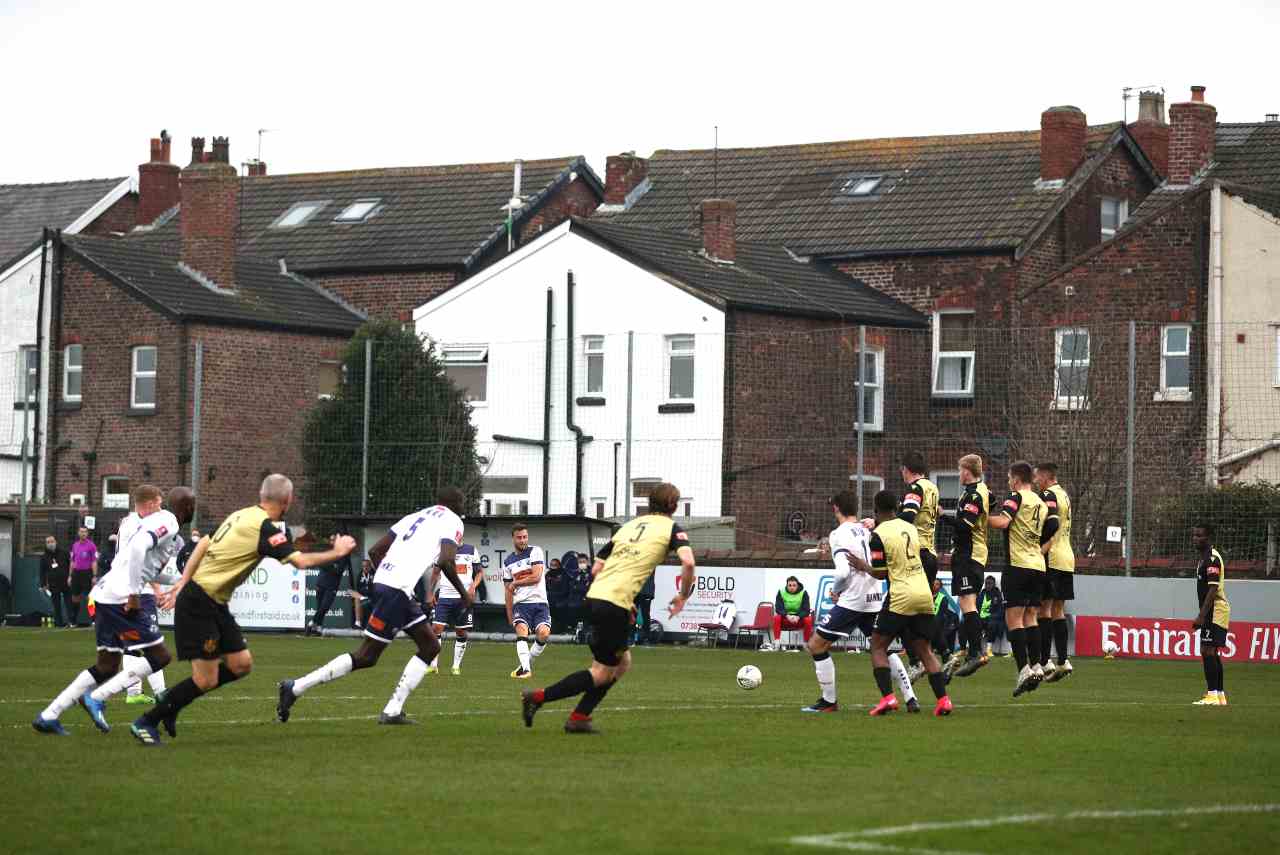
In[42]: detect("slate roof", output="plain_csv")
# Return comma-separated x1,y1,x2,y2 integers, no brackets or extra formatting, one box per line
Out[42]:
64,232,364,335
597,125,1145,259
570,218,926,327
1133,122,1280,218
0,177,127,271
142,157,602,273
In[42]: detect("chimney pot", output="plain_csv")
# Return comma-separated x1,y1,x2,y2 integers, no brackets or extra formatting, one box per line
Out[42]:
138,134,181,226
604,152,649,205
211,136,230,164
1040,105,1088,183
180,135,239,288
190,137,205,165
1191,85,1206,103
700,198,736,263
1129,91,1170,176
1266,113,1279,123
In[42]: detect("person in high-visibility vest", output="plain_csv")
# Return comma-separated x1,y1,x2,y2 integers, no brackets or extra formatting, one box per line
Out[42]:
977,575,1005,657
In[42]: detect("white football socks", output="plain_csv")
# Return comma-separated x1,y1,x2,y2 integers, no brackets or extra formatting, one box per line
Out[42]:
516,639,531,671
452,640,468,669
814,656,837,704
293,653,354,696
42,670,98,721
383,655,429,716
890,654,916,702
91,657,154,703
530,640,546,660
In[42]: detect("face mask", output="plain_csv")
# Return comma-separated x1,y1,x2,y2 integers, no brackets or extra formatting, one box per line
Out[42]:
46,544,56,552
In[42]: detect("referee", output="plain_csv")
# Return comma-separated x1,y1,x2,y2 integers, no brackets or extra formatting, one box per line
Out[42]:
131,474,356,746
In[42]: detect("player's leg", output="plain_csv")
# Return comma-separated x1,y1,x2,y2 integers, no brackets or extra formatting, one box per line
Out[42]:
1036,599,1055,671
867,630,900,715
279,636,390,722
887,652,918,710
512,613,533,677
90,640,170,704
35,645,122,733
909,630,952,715
452,627,469,673
804,607,852,712
523,599,626,731
378,621,440,723
530,614,551,661
428,620,447,672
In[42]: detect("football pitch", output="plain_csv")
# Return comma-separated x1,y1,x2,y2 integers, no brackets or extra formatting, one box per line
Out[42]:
3,630,1278,855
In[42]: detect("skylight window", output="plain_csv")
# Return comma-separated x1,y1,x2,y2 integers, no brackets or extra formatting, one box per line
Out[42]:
272,201,328,229
841,175,882,196
334,199,381,223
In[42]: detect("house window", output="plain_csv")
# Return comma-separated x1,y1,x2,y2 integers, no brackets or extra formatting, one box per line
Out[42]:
591,497,607,519
841,175,882,196
848,475,884,514
334,199,381,223
103,476,130,510
131,346,157,409
854,348,883,431
271,201,328,229
441,345,488,403
316,361,342,400
932,471,962,513
1100,197,1128,240
1274,327,1280,387
63,345,82,402
518,500,529,515
17,346,37,403
681,499,693,517
666,335,695,400
631,478,661,515
1158,324,1192,400
1054,328,1090,409
932,311,975,397
583,336,605,395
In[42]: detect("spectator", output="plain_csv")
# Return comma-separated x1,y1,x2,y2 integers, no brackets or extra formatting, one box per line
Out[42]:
771,575,813,651
634,571,656,645
546,558,570,632
69,526,97,625
977,575,1006,657
561,551,593,636
176,527,202,574
351,558,375,629
98,532,118,577
308,534,355,635
39,536,73,627
931,578,961,656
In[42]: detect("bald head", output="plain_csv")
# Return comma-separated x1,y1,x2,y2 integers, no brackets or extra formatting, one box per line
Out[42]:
260,474,294,510
167,486,195,527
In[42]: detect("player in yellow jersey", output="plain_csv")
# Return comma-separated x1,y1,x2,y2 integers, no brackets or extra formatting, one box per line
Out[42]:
521,483,695,734
898,452,940,682
1034,463,1075,682
950,454,993,679
988,461,1051,697
852,490,952,717
1191,523,1231,706
131,475,356,745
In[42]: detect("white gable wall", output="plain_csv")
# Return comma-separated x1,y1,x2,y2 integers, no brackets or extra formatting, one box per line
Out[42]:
416,223,725,518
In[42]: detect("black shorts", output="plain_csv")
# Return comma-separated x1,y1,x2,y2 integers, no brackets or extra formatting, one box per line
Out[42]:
1046,568,1075,601
921,549,938,586
1002,566,1045,608
1200,623,1228,648
873,609,935,643
951,556,984,597
586,598,632,667
175,583,247,661
70,571,94,596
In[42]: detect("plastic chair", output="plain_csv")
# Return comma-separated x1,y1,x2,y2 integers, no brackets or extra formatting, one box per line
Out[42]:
734,602,774,649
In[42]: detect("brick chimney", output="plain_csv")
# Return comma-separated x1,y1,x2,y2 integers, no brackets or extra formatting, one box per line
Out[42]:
245,160,268,177
1040,106,1088,183
180,135,239,288
604,152,648,205
138,133,180,226
1128,90,1170,176
701,199,736,262
1168,85,1217,185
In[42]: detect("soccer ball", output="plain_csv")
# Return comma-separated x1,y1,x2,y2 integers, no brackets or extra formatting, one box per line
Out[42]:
736,665,763,690
1102,640,1119,658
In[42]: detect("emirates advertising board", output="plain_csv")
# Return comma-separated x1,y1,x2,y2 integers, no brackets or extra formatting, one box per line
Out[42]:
1075,615,1280,663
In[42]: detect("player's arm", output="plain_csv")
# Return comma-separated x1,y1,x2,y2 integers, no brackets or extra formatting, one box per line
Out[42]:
988,493,1021,530
434,540,472,608
468,562,483,595
426,566,440,606
591,541,612,577
667,526,695,617
1039,492,1060,553
287,528,357,569
511,559,545,588
898,481,923,524
158,535,211,608
503,568,514,625
864,533,889,579
1193,556,1222,629
367,530,395,569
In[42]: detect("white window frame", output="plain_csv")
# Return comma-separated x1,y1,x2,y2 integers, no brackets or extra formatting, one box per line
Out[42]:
130,346,157,410
63,344,82,403
1156,324,1192,402
440,345,488,406
1100,196,1129,240
1052,327,1090,410
665,334,695,402
103,476,131,510
848,475,884,515
680,498,693,518
333,198,381,223
931,470,962,515
316,360,342,401
854,346,884,432
17,345,37,404
271,200,329,229
932,310,975,398
583,335,605,395
590,497,608,519
1273,326,1280,388
842,175,882,196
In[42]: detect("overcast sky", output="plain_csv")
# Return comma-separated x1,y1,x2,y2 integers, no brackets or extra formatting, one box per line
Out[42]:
1,0,1276,185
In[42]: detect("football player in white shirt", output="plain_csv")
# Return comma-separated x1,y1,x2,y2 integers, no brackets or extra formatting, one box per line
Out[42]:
504,524,549,678
426,542,483,674
802,490,918,714
121,552,180,705
278,488,474,725
34,485,194,736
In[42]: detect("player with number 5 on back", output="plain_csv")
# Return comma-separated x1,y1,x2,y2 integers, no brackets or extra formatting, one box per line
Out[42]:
521,482,695,734
277,487,473,726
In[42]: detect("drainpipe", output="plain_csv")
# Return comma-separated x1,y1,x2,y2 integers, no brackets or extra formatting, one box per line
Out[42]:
565,271,592,516
612,441,621,517
32,228,48,503
543,287,552,513
1207,181,1224,486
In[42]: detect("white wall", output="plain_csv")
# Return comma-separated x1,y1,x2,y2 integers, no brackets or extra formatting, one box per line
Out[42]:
416,222,726,517
0,248,49,501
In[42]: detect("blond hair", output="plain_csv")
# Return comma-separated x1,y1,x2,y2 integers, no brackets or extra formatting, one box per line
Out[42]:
959,454,984,478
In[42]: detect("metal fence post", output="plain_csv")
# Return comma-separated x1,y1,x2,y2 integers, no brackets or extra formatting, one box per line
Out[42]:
1125,320,1136,576
856,325,866,515
625,331,634,520
361,339,372,516
190,341,203,529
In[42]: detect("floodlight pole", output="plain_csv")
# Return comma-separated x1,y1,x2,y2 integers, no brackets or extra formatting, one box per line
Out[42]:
1125,320,1136,577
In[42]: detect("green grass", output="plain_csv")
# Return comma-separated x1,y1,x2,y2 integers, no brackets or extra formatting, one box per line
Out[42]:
3,630,1278,854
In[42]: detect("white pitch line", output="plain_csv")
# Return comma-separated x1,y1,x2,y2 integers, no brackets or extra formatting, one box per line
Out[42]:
788,803,1280,853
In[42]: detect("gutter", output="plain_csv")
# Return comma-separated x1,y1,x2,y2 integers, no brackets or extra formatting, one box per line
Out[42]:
1217,439,1280,470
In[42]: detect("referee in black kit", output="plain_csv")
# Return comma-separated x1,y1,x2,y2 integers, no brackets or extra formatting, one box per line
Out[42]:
308,533,358,635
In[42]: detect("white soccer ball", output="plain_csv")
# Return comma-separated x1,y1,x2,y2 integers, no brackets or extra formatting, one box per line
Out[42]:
736,664,763,690
1102,640,1119,657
